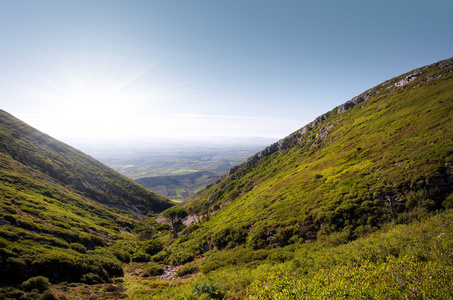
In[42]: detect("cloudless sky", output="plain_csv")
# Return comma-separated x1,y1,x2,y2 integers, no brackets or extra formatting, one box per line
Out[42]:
1,0,452,146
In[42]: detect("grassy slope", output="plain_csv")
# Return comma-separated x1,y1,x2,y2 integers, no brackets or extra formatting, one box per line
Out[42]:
1,57,452,299
0,110,173,216
125,57,453,298
185,57,453,244
0,111,174,288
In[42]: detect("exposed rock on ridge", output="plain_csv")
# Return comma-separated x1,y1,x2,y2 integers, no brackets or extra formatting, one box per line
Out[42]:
226,57,453,178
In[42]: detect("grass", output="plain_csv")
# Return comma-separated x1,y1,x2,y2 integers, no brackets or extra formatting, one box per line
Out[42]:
125,209,453,299
123,57,453,298
1,58,453,299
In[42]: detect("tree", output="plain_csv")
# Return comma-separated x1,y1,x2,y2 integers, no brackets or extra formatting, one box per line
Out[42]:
162,207,188,238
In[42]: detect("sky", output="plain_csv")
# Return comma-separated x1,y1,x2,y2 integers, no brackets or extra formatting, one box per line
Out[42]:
1,0,452,147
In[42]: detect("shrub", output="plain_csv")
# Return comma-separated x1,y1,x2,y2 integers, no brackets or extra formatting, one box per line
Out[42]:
164,246,195,266
69,243,87,253
176,263,197,277
142,239,163,256
131,252,151,262
193,282,223,299
81,273,104,285
112,249,130,263
443,193,453,209
142,264,164,277
21,276,51,293
40,290,58,300
211,226,247,250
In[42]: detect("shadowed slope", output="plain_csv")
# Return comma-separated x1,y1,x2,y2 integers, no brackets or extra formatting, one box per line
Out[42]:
0,110,174,217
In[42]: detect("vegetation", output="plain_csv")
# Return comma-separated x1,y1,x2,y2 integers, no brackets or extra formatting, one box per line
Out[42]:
0,57,452,299
125,57,453,298
0,109,173,216
162,208,189,238
135,171,220,201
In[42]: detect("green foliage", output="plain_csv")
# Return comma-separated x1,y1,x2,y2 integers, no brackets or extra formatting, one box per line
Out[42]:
176,262,197,277
141,239,164,256
247,257,453,299
164,246,196,266
162,207,189,238
142,264,164,277
69,243,87,253
80,273,104,285
192,282,223,299
211,226,247,250
131,252,152,263
21,276,51,292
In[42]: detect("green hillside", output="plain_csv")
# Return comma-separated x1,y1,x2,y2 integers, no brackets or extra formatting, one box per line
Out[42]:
184,57,453,241
124,57,453,299
0,112,173,293
0,110,173,216
1,57,453,299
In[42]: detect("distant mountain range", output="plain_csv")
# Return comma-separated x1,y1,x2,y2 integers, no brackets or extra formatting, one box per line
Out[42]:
136,171,220,201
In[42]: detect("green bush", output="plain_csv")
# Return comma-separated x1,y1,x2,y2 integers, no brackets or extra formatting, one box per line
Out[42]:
142,264,164,277
176,263,197,277
131,252,151,262
69,243,87,253
193,282,223,299
142,239,163,256
112,248,131,263
211,226,247,250
81,273,104,285
164,246,195,266
21,276,51,292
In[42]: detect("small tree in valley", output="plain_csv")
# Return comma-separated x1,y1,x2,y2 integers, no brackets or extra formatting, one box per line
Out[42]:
162,207,188,238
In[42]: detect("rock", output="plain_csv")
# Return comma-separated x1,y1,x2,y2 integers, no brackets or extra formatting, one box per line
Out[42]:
159,265,178,281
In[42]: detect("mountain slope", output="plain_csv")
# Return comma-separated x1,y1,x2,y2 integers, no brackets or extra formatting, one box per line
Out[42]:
0,110,173,217
122,57,453,299
181,57,453,250
0,111,174,286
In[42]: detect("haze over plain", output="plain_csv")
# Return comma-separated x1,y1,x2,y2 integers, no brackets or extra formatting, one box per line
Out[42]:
1,0,452,148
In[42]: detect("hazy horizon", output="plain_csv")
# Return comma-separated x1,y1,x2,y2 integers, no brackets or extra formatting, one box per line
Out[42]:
1,1,452,147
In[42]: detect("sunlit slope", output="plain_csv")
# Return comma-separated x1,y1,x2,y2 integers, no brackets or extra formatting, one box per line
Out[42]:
0,110,173,217
185,57,453,245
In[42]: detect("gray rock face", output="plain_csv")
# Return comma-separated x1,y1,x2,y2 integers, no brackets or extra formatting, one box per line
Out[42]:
394,71,422,87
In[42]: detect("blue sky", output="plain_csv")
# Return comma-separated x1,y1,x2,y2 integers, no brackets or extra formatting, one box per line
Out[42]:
1,0,452,145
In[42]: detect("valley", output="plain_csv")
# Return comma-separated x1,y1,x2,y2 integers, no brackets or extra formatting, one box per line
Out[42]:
79,139,275,201
0,57,452,299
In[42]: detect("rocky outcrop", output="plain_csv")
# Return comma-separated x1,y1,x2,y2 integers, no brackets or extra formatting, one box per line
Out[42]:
225,57,453,178
226,90,374,177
